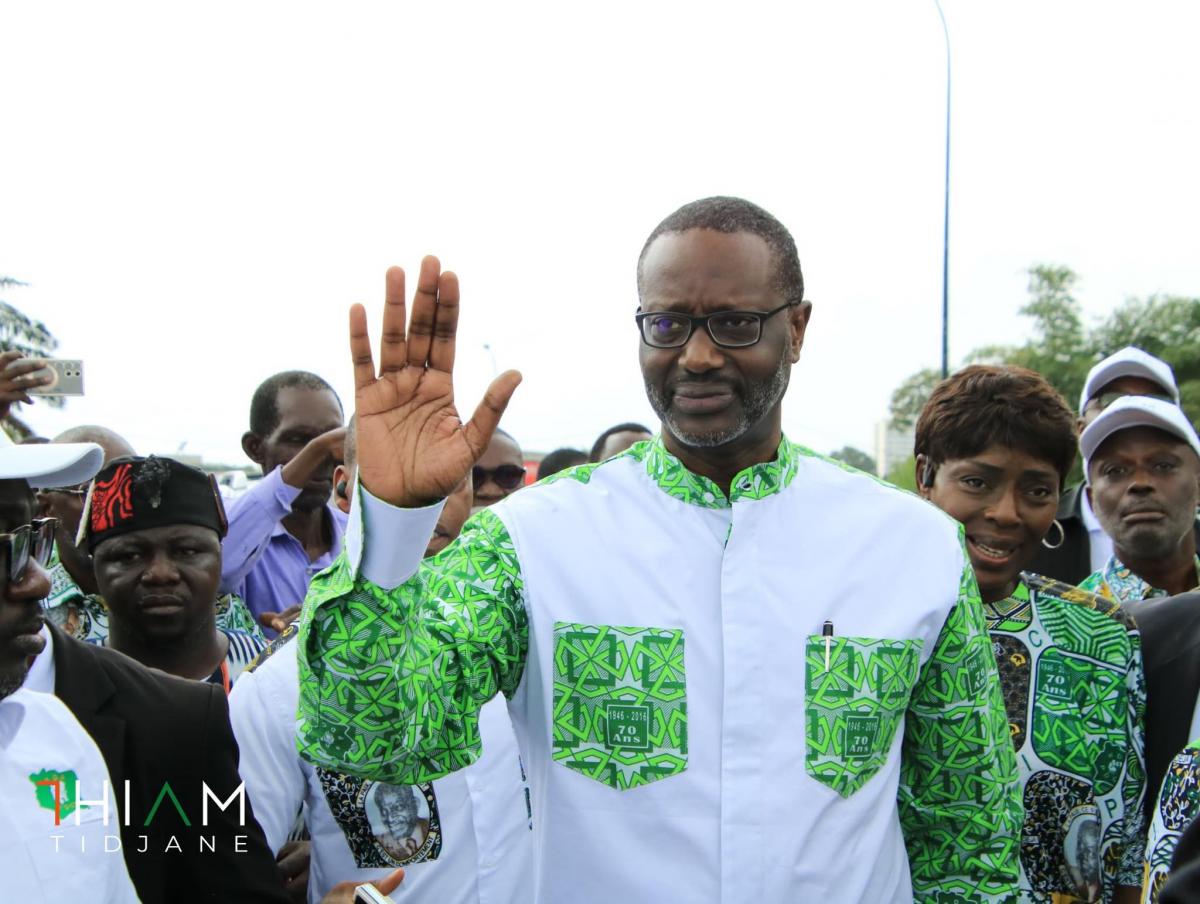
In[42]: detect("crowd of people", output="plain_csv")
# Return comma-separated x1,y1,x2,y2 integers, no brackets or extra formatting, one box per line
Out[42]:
1,195,1198,904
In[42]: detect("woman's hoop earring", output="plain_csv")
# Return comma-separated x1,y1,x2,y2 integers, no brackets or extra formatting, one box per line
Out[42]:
1042,519,1066,550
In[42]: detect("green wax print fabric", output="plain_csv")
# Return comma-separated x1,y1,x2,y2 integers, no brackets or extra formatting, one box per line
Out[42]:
1142,741,1200,904
986,573,1146,902
1081,555,1200,604
552,623,687,790
215,593,268,645
630,435,802,509
898,550,1023,903
804,636,922,797
297,508,528,785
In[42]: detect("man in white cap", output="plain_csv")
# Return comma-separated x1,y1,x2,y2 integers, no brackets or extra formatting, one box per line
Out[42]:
1078,395,1200,604
1075,396,1200,839
0,438,142,903
1032,346,1189,584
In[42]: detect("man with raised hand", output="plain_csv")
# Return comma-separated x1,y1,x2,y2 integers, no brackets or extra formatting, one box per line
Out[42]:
297,197,1021,903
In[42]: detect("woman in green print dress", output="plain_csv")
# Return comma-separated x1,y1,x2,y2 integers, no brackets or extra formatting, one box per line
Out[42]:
915,364,1147,904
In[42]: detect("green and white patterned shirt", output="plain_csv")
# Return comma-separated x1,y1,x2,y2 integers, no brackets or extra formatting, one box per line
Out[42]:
987,572,1146,902
1080,555,1200,604
1142,739,1200,904
297,436,1022,903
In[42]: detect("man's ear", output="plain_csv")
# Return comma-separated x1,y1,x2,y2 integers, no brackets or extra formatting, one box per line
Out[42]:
788,301,813,364
915,453,934,500
1085,482,1094,513
241,432,265,467
332,464,351,515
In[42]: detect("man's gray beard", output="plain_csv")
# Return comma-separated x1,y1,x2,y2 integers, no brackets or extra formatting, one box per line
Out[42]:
645,356,791,450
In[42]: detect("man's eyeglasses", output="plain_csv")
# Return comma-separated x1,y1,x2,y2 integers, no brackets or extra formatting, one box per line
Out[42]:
1,519,57,585
41,484,88,498
472,464,527,491
635,300,800,350
1089,390,1176,412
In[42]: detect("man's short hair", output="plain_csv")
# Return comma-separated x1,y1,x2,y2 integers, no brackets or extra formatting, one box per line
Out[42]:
914,365,1078,484
636,196,804,306
249,371,341,437
538,448,588,480
590,422,652,462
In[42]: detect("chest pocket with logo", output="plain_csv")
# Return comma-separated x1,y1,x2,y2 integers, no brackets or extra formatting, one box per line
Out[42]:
804,636,923,798
551,622,688,791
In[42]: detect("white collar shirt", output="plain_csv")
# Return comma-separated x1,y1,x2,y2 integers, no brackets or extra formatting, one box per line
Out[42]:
229,634,532,904
24,626,55,694
0,687,139,902
1080,490,1115,574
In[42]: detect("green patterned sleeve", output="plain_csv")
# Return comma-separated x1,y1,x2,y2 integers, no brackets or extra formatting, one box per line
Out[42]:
1120,624,1149,886
295,508,528,785
898,555,1022,902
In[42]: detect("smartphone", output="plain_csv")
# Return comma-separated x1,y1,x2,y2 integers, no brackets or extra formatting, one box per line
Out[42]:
353,885,396,904
27,359,84,396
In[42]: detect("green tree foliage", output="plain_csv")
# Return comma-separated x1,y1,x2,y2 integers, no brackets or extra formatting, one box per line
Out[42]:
1090,294,1200,425
828,446,876,474
0,276,62,439
884,454,918,492
888,369,942,431
888,264,1200,432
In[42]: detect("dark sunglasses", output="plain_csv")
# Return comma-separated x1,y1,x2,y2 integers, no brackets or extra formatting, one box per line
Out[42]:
40,484,88,498
635,300,800,349
472,464,526,491
1,518,57,585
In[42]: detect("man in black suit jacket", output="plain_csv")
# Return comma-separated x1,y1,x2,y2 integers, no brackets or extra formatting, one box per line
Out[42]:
48,622,292,904
1126,591,1200,826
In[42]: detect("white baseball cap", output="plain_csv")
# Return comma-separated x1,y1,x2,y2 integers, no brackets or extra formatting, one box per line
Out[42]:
0,441,105,488
1079,346,1180,413
1080,395,1200,479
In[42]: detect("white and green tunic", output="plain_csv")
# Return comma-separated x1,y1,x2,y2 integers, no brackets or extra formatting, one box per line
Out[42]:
987,572,1146,902
297,437,1022,903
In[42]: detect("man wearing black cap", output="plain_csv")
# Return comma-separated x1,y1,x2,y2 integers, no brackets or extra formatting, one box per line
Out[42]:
79,455,266,687
1,442,290,903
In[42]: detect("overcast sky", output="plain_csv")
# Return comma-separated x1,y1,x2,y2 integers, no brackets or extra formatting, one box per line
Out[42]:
3,1,1197,466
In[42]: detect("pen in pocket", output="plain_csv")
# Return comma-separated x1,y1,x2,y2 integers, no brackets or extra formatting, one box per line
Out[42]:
822,620,834,671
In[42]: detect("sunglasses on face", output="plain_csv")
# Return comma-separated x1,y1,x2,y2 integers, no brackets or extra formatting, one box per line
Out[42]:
635,300,799,349
1089,390,1176,412
472,464,526,491
41,485,88,498
0,519,57,586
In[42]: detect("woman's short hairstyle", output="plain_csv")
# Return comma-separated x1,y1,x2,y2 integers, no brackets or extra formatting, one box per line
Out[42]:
914,364,1078,484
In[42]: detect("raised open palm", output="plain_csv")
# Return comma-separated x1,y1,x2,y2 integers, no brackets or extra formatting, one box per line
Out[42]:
351,257,521,507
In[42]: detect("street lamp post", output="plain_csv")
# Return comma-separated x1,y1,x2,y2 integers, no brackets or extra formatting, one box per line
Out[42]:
934,0,951,379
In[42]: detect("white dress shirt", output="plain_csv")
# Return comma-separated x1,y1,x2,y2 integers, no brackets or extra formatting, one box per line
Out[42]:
1081,490,1115,574
230,637,532,903
0,687,140,902
318,441,1020,904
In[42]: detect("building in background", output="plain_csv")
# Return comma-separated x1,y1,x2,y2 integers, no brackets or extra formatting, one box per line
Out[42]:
874,420,915,478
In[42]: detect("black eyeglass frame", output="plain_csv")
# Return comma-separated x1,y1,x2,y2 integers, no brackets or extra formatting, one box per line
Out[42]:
472,464,527,491
635,300,801,349
0,518,58,586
